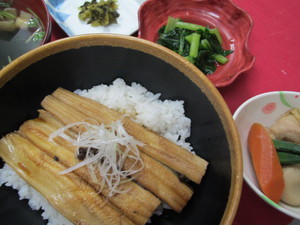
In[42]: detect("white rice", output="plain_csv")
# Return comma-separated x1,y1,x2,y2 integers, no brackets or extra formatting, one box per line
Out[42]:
74,78,192,151
0,163,72,225
0,78,192,224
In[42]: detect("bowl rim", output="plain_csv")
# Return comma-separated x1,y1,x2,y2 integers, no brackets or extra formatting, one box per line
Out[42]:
213,0,255,87
0,34,243,225
233,91,300,220
40,0,52,45
137,0,255,88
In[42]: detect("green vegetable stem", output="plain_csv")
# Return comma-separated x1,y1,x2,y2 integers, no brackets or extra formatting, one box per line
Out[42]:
164,16,179,33
277,152,300,165
213,54,229,64
175,21,205,31
0,10,16,20
274,139,300,155
189,33,200,58
274,139,300,165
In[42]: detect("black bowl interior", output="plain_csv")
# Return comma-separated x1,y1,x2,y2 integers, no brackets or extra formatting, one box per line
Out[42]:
0,45,231,225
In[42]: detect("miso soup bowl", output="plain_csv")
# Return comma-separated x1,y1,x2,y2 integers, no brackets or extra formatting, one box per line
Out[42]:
0,0,51,68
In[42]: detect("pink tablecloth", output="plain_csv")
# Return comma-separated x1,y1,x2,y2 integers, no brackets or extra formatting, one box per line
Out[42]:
49,0,300,224
220,0,299,224
220,0,300,112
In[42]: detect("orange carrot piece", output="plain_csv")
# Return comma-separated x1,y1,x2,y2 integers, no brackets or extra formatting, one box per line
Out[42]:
248,123,285,203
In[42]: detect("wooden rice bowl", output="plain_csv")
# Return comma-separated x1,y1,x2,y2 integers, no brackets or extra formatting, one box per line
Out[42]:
0,34,242,225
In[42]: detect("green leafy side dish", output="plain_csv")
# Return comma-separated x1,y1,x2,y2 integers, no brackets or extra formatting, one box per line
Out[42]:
157,16,233,75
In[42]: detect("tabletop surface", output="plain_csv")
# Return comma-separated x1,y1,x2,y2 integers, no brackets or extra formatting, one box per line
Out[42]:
220,0,300,224
44,0,300,224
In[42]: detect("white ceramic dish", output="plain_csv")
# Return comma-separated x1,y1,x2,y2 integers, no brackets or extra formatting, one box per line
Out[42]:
44,0,145,36
233,91,300,219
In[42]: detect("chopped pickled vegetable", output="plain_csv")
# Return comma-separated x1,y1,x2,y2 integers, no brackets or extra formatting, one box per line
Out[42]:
78,0,119,27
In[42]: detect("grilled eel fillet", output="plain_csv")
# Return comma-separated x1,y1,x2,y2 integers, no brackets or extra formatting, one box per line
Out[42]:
37,103,193,212
0,133,135,225
0,87,208,223
45,88,208,184
19,112,161,225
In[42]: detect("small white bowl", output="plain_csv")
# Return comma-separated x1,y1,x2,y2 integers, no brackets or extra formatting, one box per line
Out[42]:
233,91,300,219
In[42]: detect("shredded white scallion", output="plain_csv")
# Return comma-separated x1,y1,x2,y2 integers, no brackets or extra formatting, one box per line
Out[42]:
49,120,144,197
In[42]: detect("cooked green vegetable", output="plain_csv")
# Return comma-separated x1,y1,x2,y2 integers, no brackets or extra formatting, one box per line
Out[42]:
200,39,212,51
209,28,222,44
157,16,233,75
213,54,229,64
78,0,119,27
189,33,200,58
274,139,300,165
26,8,42,28
32,31,45,41
274,139,300,155
164,16,179,33
277,152,300,165
0,10,16,20
176,21,205,31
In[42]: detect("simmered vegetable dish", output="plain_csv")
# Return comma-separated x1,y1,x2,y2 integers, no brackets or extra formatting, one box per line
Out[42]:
248,108,300,206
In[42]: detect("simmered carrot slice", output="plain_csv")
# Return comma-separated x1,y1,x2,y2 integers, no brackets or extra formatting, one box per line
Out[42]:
248,123,284,203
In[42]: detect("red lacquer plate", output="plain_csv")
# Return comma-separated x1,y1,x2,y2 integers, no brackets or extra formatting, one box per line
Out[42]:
138,0,255,87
